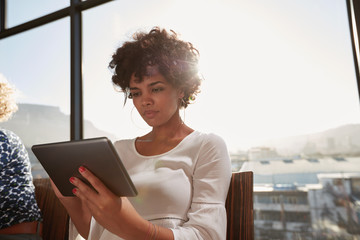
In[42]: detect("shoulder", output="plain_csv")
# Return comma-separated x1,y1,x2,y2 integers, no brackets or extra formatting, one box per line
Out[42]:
114,138,134,148
0,129,26,164
0,129,9,141
188,131,230,163
113,138,136,155
0,128,10,140
192,131,232,182
0,129,28,161
0,128,21,144
202,132,227,145
194,131,228,150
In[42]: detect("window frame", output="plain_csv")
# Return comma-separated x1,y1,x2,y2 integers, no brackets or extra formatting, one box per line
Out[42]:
0,0,114,140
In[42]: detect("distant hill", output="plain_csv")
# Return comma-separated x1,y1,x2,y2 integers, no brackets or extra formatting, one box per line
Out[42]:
261,124,360,157
1,103,115,145
0,103,116,177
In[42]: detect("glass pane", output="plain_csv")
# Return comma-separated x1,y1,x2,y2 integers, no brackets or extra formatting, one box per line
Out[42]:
83,0,360,238
0,18,70,178
6,0,69,28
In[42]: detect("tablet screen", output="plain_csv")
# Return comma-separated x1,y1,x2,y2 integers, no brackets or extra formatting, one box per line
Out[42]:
32,137,137,197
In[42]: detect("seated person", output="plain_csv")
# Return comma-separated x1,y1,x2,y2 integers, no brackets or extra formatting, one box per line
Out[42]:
52,27,232,240
0,75,43,239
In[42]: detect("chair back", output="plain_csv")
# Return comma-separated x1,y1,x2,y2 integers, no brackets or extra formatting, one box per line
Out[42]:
34,178,69,240
225,171,254,240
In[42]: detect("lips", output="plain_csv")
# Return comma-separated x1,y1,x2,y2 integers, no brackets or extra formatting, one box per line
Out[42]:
143,110,158,119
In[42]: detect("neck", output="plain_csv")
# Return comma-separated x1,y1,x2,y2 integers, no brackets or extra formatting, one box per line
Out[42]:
151,113,184,142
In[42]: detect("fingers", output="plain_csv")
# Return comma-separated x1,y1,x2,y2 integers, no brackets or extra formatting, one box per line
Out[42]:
69,166,120,219
78,166,105,194
69,175,96,200
69,179,102,218
70,166,114,198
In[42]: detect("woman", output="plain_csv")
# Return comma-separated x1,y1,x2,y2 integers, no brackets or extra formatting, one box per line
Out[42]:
54,27,232,240
0,75,43,239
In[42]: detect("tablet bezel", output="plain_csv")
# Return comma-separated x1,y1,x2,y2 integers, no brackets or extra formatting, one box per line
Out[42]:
31,137,137,197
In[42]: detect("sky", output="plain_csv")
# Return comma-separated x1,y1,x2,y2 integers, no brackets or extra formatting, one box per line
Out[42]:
1,0,360,152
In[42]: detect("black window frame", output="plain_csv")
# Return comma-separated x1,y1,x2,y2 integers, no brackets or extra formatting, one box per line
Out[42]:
0,0,114,140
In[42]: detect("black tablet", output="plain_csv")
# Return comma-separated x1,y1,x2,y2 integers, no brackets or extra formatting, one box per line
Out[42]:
32,137,137,197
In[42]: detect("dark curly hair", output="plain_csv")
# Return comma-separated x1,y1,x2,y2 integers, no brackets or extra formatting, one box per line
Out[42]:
109,27,202,108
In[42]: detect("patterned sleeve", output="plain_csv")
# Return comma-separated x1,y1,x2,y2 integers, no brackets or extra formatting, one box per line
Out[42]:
0,129,42,229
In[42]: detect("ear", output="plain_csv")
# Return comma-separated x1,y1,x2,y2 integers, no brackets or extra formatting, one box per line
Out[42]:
177,89,185,99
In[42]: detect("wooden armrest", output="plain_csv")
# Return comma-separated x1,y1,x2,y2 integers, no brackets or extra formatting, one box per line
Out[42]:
226,171,254,240
34,178,69,240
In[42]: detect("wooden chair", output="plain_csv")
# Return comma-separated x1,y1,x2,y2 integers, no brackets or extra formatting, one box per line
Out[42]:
225,171,254,240
33,178,69,240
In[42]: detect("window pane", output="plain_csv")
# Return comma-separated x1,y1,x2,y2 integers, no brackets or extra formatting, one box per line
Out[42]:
0,18,70,178
6,0,69,28
83,0,360,238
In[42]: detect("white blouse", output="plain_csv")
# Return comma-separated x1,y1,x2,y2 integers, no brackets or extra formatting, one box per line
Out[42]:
76,131,231,240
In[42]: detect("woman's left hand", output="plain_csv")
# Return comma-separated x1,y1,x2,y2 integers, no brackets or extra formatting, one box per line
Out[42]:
70,166,148,239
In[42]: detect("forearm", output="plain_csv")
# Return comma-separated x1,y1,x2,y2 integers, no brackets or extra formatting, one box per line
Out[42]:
58,197,91,238
146,223,174,240
111,217,174,240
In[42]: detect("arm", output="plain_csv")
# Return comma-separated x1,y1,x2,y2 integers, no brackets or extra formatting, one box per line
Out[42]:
50,179,92,238
0,130,42,227
171,133,232,239
70,166,174,240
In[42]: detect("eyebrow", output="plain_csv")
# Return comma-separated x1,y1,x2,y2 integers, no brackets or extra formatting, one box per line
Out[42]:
149,81,164,86
129,81,164,90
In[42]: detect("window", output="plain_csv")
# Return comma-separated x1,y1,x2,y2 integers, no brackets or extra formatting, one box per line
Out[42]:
283,159,294,164
285,212,310,223
0,18,70,178
334,157,346,162
6,0,69,28
258,211,281,221
1,0,360,238
307,158,319,163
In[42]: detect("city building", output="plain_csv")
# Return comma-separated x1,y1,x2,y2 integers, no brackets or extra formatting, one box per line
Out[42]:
241,157,360,239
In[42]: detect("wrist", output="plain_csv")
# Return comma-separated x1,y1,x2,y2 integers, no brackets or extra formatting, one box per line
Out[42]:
144,222,158,240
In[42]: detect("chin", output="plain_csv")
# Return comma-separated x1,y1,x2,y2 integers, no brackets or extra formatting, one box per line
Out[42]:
143,119,156,127
145,121,163,128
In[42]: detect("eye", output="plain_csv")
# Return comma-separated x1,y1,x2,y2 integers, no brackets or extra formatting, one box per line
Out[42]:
152,87,164,93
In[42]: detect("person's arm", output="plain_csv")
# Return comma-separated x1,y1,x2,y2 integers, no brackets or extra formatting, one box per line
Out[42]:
50,179,92,238
70,166,174,240
171,133,232,239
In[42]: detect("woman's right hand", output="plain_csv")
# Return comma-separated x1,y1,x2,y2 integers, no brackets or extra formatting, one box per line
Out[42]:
50,178,92,238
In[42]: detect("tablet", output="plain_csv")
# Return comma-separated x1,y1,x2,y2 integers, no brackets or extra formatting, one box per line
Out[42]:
31,137,137,197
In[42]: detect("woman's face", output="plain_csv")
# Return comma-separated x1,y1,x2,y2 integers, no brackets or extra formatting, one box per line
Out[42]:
129,66,182,127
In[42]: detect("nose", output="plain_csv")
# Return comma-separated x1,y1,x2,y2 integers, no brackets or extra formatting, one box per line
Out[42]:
141,92,153,107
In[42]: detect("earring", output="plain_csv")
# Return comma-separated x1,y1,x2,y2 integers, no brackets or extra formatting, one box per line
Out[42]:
180,98,187,108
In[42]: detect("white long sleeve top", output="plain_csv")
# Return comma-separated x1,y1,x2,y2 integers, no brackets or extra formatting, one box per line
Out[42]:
86,131,232,240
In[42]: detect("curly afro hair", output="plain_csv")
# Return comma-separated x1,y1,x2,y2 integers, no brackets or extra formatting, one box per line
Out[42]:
109,27,202,108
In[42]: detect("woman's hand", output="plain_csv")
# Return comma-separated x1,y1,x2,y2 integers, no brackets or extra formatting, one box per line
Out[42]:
50,177,92,238
70,166,149,240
